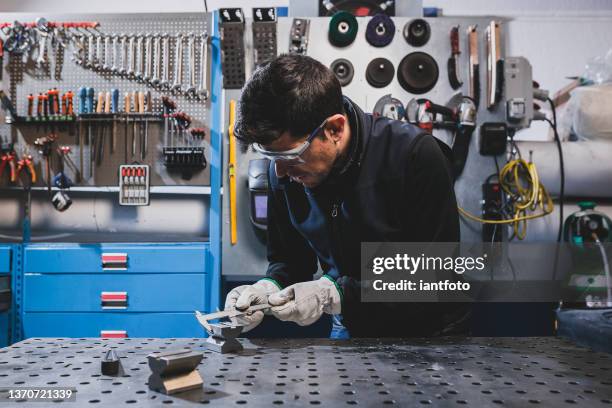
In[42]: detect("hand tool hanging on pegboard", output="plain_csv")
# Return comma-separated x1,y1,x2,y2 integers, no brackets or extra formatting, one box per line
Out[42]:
447,25,463,90
252,8,277,70
467,25,480,108
219,8,246,89
486,21,503,110
328,11,358,47
288,18,310,54
365,14,394,47
0,138,17,184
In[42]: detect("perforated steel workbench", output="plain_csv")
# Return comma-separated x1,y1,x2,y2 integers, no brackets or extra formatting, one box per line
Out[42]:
1,337,611,407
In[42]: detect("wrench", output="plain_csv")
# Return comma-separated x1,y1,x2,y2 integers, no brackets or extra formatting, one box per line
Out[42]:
127,34,136,78
110,35,119,73
86,34,95,68
134,34,143,80
160,33,170,89
172,34,184,92
144,34,153,82
197,31,209,100
35,17,50,66
94,35,102,69
151,34,161,86
102,35,111,70
185,33,197,97
119,35,128,75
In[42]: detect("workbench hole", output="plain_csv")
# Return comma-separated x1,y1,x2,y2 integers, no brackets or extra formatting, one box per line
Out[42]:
273,401,283,405
309,391,319,395
583,389,594,394
125,400,137,404
601,399,611,404
236,401,247,405
101,390,111,394
383,400,395,405
565,400,576,404
413,391,423,395
162,400,173,404
456,400,467,404
275,391,285,395
309,401,321,405
240,391,250,395
528,400,540,404
89,400,100,403
420,401,432,405
493,400,504,404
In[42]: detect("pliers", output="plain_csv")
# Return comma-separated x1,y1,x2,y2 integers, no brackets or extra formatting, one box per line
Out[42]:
16,154,37,185
0,152,17,182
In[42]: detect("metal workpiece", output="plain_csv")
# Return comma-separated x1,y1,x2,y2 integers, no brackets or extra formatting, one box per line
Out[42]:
1,337,611,407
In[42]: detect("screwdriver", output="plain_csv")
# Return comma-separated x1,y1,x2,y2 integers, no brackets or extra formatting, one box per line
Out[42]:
78,87,87,179
111,89,119,153
124,92,131,162
27,94,34,117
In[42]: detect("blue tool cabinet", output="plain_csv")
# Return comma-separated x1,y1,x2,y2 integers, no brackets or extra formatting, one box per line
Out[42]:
5,12,224,343
0,244,14,347
20,243,211,338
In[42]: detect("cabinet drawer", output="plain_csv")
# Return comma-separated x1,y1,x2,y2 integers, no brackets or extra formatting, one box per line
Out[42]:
0,246,11,273
24,273,207,312
22,312,206,338
24,243,208,273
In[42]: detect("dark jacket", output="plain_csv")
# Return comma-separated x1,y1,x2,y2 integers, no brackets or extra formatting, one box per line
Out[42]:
265,97,466,336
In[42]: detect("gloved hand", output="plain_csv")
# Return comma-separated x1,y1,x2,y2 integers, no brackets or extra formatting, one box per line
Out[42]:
224,278,281,332
268,276,342,326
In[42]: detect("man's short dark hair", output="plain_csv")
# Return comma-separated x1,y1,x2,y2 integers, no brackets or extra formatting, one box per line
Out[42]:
234,54,344,145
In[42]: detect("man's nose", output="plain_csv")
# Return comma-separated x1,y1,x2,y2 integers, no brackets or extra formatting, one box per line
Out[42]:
275,161,288,178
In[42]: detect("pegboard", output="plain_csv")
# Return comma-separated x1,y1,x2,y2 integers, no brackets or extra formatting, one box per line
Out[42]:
0,12,213,189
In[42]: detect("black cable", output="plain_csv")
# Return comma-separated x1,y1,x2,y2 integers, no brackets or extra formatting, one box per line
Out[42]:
203,0,208,12
545,100,565,243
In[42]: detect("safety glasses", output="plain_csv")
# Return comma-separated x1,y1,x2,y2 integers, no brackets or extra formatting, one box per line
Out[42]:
252,118,328,164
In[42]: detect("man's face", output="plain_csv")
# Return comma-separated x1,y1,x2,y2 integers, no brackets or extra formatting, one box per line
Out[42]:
267,130,338,188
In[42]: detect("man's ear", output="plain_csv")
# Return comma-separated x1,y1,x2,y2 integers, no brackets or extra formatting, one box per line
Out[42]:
326,114,347,142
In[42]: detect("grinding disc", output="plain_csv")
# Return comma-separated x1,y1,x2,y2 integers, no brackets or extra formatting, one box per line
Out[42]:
397,52,439,94
329,11,359,47
366,58,395,88
365,14,395,47
403,19,431,47
373,94,406,120
330,58,355,86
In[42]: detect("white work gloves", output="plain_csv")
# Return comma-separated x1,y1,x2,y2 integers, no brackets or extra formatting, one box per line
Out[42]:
268,276,343,326
224,278,281,332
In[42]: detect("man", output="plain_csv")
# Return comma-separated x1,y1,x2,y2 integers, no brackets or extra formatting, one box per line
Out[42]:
226,54,468,337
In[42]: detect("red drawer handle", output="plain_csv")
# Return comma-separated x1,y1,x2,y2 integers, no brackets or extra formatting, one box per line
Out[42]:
101,253,128,270
101,291,128,309
101,330,127,339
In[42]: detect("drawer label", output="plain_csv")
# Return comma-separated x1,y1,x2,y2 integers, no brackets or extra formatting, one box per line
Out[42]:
100,330,127,338
101,291,128,309
101,253,128,270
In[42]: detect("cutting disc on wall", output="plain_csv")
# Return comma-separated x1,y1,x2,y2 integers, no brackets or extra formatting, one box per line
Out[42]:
330,58,355,86
365,14,395,47
366,57,395,88
397,52,439,94
329,11,359,47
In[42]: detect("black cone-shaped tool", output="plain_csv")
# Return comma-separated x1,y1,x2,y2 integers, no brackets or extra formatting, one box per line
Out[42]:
101,349,122,376
397,52,439,94
366,58,395,88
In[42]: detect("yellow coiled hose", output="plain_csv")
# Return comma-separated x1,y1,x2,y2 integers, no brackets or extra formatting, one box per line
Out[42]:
458,158,554,240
